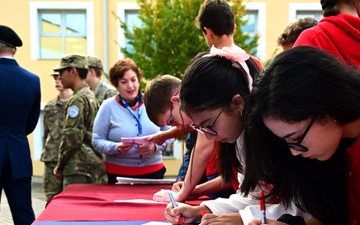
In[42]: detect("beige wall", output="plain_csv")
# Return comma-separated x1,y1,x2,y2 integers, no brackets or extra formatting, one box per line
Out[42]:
1,0,320,177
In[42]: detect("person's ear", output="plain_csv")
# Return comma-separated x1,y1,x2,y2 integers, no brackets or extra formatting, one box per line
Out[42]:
70,68,77,76
170,93,180,103
233,24,236,34
88,68,95,77
231,94,245,113
204,27,214,39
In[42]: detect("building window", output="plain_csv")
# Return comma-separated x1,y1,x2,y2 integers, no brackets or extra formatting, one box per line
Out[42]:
124,9,142,53
30,2,94,60
296,10,323,21
289,3,323,22
39,11,87,59
245,2,266,60
117,2,266,60
242,10,259,56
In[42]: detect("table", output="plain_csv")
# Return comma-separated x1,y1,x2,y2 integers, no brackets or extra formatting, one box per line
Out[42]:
32,184,206,225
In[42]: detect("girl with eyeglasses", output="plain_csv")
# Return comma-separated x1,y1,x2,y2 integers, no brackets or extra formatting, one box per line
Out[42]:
242,46,360,225
164,45,313,225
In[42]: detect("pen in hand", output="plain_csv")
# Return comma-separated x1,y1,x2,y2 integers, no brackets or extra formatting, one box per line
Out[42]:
168,191,184,225
260,191,266,224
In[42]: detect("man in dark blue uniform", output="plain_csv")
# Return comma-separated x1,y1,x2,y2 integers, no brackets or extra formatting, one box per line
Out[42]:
0,25,41,225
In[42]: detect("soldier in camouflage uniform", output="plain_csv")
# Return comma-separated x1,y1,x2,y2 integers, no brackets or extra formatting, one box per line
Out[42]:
41,72,72,203
53,54,104,187
85,56,117,184
86,55,117,105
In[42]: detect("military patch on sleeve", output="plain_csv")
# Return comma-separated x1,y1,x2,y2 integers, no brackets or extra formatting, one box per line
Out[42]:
68,105,79,118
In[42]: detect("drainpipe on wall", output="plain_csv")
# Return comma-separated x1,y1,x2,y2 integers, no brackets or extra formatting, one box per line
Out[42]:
103,0,109,75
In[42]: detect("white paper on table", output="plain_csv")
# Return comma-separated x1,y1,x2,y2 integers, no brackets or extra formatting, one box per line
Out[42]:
116,177,176,185
113,199,168,204
121,135,154,145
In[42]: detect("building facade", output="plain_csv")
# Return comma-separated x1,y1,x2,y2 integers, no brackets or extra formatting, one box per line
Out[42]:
1,0,321,176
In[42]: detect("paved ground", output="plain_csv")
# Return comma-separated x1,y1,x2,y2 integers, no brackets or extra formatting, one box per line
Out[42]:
1,176,47,225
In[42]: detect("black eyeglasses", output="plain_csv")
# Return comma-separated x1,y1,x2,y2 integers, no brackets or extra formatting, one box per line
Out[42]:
287,115,317,152
190,106,226,136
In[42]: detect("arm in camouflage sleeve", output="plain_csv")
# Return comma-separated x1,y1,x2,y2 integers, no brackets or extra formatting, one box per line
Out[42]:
105,89,117,100
43,104,50,144
56,98,86,170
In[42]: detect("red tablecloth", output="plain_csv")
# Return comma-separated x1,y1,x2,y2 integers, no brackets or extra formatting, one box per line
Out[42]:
34,184,206,223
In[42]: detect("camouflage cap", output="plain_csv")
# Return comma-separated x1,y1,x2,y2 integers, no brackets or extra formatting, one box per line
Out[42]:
53,54,88,71
87,56,103,70
50,72,59,76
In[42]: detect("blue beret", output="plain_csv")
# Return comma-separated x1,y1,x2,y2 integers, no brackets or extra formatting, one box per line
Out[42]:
0,25,22,48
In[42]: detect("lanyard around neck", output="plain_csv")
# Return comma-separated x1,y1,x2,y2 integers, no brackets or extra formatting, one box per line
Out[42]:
121,97,142,135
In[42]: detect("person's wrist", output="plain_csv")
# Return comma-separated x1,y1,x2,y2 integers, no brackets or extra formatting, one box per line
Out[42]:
277,214,305,225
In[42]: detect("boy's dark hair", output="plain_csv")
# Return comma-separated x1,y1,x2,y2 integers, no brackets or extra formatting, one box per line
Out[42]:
196,0,235,36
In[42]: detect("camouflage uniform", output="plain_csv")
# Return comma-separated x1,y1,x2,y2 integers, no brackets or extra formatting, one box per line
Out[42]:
87,56,117,183
54,54,104,187
56,84,103,186
94,81,117,105
41,96,67,202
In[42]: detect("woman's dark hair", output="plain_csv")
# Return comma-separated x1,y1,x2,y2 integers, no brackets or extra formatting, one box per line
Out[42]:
109,58,143,87
321,0,340,16
242,46,360,225
180,54,261,184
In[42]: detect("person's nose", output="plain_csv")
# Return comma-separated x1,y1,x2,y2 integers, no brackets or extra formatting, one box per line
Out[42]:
289,148,302,156
127,81,134,88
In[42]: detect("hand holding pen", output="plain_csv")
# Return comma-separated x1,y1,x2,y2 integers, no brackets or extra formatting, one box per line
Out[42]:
168,191,184,225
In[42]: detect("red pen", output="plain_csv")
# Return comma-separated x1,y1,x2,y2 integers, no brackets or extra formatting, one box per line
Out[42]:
200,210,207,217
260,191,266,224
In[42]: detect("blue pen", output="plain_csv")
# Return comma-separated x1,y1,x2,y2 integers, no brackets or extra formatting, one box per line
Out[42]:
168,191,184,225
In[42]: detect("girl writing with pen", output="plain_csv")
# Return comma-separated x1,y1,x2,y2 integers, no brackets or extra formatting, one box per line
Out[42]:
164,44,312,224
243,46,360,225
